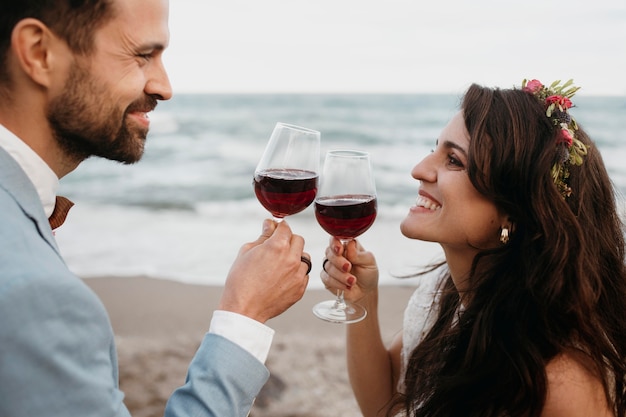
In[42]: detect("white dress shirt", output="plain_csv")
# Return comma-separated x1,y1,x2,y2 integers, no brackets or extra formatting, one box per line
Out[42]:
0,123,274,364
0,124,58,217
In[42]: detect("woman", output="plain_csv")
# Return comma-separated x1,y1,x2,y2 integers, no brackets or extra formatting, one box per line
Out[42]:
321,80,626,417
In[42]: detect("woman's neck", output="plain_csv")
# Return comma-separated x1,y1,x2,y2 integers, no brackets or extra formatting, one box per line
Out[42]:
441,245,477,294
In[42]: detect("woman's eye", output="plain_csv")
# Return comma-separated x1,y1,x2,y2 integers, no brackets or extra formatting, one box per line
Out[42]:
447,154,464,168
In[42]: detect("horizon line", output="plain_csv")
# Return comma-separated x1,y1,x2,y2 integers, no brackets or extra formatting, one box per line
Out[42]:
167,90,626,98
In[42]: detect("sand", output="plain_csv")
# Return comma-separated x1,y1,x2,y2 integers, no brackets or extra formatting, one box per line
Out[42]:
84,276,416,417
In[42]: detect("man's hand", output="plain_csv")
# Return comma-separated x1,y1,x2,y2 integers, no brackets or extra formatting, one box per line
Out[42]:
218,219,310,323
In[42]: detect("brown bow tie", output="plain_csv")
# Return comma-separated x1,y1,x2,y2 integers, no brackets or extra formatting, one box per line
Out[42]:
48,196,74,229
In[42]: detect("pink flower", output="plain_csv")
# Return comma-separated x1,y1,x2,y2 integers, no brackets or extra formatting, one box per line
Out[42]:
546,95,573,109
556,129,573,147
524,79,543,93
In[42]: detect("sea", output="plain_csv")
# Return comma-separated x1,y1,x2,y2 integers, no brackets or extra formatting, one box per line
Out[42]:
55,94,626,289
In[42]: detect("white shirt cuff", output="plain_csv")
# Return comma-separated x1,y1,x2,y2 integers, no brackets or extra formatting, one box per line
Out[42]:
209,310,275,364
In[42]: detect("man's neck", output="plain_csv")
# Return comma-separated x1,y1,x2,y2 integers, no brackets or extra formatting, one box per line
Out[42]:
0,107,79,179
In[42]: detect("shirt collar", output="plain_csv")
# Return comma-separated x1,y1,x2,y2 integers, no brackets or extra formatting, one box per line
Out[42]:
0,124,59,217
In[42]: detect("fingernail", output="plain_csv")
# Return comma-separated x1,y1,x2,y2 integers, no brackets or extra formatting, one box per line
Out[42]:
347,277,355,285
333,245,341,254
342,263,350,272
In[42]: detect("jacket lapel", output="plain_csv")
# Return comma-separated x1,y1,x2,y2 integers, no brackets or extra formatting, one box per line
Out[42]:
0,146,63,256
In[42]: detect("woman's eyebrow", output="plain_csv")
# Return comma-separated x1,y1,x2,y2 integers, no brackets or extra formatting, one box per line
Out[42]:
441,139,468,157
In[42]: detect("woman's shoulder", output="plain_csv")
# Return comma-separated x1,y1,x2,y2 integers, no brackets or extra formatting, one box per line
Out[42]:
542,351,613,417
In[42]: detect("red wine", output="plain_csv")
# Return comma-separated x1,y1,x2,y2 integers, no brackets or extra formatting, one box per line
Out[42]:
254,169,318,218
315,195,377,239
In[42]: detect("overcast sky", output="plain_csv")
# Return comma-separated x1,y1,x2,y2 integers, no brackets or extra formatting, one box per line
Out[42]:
164,0,626,96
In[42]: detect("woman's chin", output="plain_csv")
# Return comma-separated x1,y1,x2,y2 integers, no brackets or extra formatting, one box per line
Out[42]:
400,219,421,240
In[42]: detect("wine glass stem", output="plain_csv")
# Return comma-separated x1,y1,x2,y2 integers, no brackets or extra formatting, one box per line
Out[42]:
334,238,351,308
335,290,347,309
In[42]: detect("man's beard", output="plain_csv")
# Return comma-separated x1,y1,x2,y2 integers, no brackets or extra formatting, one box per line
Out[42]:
47,63,157,165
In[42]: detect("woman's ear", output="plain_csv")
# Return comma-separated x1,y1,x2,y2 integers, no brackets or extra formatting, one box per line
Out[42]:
10,18,58,88
498,211,515,232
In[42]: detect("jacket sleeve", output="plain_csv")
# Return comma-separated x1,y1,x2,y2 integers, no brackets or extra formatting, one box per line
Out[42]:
165,333,270,417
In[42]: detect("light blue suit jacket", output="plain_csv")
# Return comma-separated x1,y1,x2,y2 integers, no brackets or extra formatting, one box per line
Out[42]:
0,147,269,416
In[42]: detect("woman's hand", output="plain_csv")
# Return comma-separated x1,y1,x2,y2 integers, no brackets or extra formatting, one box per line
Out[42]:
320,237,379,302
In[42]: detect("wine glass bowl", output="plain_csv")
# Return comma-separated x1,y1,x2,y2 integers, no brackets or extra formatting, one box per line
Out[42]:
253,123,320,220
313,150,377,324
315,195,377,240
254,169,318,219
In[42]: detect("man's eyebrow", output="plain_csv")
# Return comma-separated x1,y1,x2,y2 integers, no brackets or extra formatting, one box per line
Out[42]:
138,42,166,52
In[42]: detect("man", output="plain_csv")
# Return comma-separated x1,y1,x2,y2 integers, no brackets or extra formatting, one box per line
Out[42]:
0,1,311,416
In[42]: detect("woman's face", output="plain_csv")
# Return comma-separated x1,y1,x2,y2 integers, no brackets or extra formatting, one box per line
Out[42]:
401,112,506,266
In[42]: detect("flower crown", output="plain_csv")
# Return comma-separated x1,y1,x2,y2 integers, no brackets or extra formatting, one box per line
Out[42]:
521,79,588,198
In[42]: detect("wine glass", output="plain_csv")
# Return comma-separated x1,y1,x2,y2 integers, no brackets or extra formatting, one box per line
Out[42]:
253,122,320,221
312,150,377,324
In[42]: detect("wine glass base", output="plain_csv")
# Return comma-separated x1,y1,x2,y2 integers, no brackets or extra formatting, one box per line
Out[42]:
312,300,367,324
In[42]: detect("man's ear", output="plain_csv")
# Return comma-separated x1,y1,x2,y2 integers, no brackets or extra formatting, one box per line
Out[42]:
11,18,59,88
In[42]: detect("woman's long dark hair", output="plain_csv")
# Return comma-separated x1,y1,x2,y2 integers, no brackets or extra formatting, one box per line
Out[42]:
393,84,626,416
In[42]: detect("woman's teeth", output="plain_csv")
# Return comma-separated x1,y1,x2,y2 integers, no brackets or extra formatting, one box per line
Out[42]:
415,196,441,211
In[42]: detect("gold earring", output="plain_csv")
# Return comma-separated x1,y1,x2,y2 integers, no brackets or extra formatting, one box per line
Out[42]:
500,227,509,244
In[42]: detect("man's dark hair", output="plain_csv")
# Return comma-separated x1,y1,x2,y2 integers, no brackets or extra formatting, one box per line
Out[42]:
0,0,114,85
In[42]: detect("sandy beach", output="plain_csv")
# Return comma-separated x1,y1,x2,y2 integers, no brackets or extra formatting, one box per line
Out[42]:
85,276,416,417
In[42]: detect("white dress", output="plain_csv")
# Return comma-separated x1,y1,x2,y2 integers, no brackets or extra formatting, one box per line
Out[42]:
397,273,445,392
